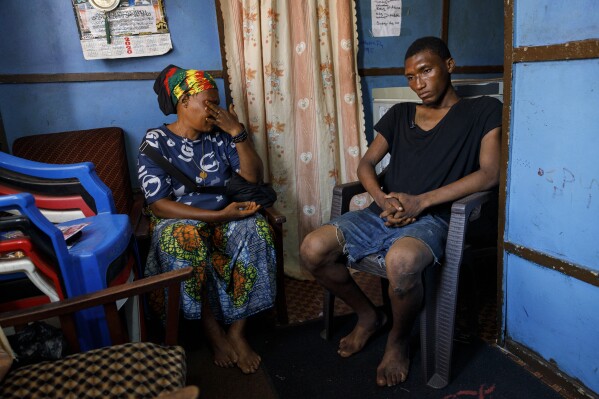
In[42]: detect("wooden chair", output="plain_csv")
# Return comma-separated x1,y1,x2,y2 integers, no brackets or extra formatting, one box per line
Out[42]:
10,127,288,324
320,175,496,388
0,267,198,399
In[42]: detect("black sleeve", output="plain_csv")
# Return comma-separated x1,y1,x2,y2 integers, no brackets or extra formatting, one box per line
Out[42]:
373,103,408,149
477,96,503,139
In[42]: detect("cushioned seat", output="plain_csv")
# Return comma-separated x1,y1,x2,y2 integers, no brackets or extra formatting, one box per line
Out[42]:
0,267,195,399
0,342,186,399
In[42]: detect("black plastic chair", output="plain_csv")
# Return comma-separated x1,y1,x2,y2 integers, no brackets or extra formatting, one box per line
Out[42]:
320,175,496,388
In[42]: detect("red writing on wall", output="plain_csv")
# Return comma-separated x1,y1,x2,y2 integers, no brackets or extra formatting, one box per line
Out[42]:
443,383,496,399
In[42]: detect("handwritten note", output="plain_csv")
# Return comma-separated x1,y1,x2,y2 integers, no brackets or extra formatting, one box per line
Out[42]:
371,0,402,37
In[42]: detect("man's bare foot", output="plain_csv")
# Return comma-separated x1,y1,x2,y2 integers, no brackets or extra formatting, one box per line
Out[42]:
376,338,410,386
338,310,387,357
228,331,261,374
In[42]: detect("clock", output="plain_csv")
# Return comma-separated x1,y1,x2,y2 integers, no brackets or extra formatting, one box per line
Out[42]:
88,0,122,44
88,0,121,12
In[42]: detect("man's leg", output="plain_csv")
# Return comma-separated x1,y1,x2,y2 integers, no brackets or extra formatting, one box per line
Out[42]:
300,225,386,357
376,236,433,386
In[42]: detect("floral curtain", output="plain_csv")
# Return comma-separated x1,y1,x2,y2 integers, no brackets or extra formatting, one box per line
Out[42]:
219,0,367,279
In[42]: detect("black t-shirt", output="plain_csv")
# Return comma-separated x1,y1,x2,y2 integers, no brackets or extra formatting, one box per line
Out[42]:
370,96,502,220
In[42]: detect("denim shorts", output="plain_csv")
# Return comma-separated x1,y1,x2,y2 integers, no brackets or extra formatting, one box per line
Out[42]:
326,208,449,265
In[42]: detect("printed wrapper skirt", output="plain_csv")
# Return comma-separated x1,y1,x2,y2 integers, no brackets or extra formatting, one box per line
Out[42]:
145,213,277,324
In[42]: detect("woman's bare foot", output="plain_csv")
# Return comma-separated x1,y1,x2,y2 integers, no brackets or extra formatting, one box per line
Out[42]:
203,321,238,368
338,310,387,357
228,330,261,374
376,338,410,386
211,334,239,368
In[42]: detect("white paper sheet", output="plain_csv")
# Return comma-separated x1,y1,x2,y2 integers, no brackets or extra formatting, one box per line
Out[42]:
72,0,172,60
371,0,402,37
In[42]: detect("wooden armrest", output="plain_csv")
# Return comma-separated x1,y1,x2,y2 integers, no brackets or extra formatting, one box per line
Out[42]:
0,267,192,327
261,205,287,324
131,190,150,240
263,206,286,225
155,386,200,399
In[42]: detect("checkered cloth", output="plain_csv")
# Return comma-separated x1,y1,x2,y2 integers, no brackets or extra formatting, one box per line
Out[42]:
0,342,186,398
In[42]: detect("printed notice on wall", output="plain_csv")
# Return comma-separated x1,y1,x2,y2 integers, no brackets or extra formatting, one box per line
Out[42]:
371,0,402,37
71,0,172,60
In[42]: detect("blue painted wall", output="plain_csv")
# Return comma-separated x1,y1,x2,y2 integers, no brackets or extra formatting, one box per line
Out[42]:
0,1,222,74
514,0,599,47
356,0,504,142
505,2,599,393
505,255,599,392
508,60,599,270
0,0,224,184
1,0,503,176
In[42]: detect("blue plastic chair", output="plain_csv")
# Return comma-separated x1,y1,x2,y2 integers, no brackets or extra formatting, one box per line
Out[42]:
0,152,138,351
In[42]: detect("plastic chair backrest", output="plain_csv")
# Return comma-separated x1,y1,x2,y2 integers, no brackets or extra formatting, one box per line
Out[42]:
0,152,116,215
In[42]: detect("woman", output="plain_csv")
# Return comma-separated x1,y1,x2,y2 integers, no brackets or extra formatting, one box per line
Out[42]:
137,65,276,374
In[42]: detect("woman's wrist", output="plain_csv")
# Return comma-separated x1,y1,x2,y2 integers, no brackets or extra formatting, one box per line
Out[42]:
229,123,244,136
232,127,248,143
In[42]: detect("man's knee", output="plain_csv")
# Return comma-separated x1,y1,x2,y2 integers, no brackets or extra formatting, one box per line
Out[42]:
391,272,421,298
299,233,314,265
385,243,430,298
299,231,325,272
300,226,340,273
387,261,421,298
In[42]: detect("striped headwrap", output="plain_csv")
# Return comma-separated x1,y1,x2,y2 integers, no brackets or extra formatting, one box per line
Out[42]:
153,65,217,115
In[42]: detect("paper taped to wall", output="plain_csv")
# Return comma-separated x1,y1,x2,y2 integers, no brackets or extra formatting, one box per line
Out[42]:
71,0,172,60
371,0,402,37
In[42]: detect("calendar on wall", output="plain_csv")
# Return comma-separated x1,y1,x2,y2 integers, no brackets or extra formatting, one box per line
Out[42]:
71,0,172,60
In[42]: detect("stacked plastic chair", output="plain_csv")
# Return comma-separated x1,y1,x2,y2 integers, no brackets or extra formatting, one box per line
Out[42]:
0,215,64,310
0,151,140,351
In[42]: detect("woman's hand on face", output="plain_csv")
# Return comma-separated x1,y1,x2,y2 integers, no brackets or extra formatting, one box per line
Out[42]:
205,101,244,137
221,201,261,220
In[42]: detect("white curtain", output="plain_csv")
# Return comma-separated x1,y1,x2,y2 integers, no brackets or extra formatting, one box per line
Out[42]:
220,0,367,279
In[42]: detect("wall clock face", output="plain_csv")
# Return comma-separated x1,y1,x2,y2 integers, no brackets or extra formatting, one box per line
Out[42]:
88,0,121,12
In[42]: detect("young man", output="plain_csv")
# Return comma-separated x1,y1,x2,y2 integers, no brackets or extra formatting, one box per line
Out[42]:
300,36,502,387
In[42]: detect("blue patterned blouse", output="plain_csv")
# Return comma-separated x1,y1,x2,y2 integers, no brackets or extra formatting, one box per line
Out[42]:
137,125,240,211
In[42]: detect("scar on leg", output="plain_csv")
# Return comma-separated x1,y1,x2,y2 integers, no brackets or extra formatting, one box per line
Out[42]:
392,272,418,298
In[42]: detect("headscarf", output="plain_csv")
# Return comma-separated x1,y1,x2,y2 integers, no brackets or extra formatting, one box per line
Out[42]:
153,65,217,115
